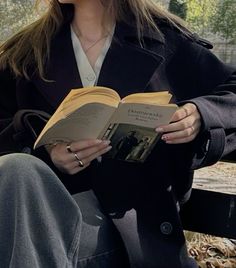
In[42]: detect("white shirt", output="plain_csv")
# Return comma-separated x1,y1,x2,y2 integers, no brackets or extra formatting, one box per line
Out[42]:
70,25,114,87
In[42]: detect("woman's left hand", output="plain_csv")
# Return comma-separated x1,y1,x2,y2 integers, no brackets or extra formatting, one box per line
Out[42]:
155,103,201,144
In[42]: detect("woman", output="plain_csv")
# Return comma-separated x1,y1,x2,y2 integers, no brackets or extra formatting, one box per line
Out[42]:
0,0,235,267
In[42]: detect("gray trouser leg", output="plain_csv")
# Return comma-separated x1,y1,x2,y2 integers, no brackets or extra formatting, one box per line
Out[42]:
0,153,129,268
0,153,82,268
73,192,129,268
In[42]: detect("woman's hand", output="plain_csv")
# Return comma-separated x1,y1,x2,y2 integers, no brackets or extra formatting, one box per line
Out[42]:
155,103,201,144
49,139,111,175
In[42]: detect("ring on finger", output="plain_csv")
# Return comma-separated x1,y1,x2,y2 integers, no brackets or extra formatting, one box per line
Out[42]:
74,153,84,167
66,143,73,153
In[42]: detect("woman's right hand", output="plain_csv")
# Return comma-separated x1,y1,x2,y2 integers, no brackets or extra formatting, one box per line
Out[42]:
49,139,111,175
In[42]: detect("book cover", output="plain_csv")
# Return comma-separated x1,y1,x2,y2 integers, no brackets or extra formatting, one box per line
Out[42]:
34,86,178,162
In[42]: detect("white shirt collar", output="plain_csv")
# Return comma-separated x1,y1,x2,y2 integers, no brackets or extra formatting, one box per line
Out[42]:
70,24,115,87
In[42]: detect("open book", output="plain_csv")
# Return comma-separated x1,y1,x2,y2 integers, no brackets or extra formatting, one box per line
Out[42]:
34,86,178,162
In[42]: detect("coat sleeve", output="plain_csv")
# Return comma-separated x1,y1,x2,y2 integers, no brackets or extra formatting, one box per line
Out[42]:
0,68,18,119
166,35,236,169
189,72,236,169
0,68,44,155
0,68,92,193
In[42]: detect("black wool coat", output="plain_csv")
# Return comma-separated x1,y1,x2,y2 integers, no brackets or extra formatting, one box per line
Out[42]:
0,20,236,211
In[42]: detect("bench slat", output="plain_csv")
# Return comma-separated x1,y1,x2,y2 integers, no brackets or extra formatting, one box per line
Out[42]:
180,188,236,239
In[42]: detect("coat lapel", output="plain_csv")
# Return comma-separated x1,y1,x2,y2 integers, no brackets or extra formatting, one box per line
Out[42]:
97,21,165,98
33,21,166,109
32,24,83,109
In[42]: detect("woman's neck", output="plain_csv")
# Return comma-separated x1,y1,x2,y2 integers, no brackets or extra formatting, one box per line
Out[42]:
72,0,111,42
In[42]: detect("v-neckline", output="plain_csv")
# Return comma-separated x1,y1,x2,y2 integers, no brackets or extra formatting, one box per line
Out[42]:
71,25,114,87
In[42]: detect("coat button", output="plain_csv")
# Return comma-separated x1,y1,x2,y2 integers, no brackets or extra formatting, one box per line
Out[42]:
86,74,96,81
166,185,172,192
160,222,173,235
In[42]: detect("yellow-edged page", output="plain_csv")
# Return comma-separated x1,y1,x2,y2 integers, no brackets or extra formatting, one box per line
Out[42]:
121,91,172,105
34,87,120,148
56,86,120,116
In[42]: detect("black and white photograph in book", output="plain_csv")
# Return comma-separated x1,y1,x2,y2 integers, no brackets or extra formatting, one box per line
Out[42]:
102,123,159,162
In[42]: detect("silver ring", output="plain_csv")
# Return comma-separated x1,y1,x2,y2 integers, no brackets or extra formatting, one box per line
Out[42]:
74,153,84,167
66,143,73,153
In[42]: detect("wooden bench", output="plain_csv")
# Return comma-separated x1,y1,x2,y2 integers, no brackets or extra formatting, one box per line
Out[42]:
180,152,236,239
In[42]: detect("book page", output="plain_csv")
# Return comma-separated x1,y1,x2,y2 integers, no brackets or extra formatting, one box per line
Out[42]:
34,103,116,148
46,87,120,130
107,103,177,128
121,91,172,105
58,87,120,116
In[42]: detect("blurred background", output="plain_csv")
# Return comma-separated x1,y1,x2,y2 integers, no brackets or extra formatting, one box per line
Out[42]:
0,0,235,66
160,0,236,67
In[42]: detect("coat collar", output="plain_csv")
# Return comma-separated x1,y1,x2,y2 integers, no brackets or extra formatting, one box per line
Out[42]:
32,23,82,109
114,19,165,45
97,20,165,98
33,21,165,109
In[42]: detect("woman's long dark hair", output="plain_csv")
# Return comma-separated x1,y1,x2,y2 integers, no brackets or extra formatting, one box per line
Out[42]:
0,0,190,79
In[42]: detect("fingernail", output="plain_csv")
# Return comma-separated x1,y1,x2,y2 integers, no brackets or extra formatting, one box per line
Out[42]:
102,140,111,145
156,127,164,132
105,145,112,151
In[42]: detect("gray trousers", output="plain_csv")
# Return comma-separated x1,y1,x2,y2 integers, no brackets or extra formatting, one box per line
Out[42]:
0,153,129,268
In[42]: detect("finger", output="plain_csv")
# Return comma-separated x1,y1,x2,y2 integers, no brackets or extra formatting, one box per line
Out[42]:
83,145,112,163
68,144,112,171
156,115,196,134
60,140,109,164
170,103,197,122
50,143,74,167
69,139,103,152
72,140,111,160
66,162,91,175
163,119,201,140
164,135,197,144
57,156,91,174
162,121,201,144
50,142,92,174
161,125,196,142
170,107,189,123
